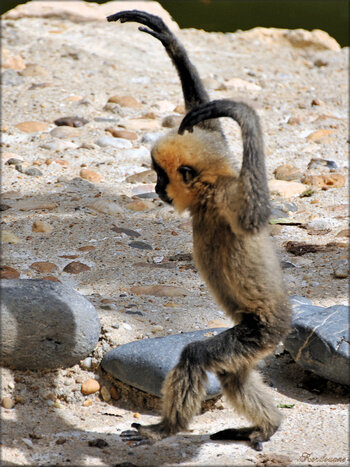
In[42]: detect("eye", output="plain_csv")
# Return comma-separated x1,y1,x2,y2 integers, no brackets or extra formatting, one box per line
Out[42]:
178,166,197,184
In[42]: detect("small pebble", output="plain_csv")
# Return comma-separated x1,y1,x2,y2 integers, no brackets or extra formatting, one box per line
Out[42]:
123,118,161,131
306,129,335,143
107,95,141,108
110,386,120,400
15,121,48,133
5,158,23,166
81,357,92,370
63,261,91,274
30,262,58,274
162,115,182,128
101,386,111,402
2,397,15,409
314,58,328,67
42,275,61,282
1,230,21,244
125,169,157,184
95,136,132,149
89,199,123,216
0,266,20,279
81,379,100,395
268,180,308,198
78,245,96,252
1,69,24,86
83,399,93,407
273,164,301,181
141,131,163,145
50,126,80,139
32,220,53,233
105,128,137,140
126,200,154,211
112,226,141,238
130,285,188,297
54,116,89,127
80,168,102,183
22,438,34,449
129,241,153,250
333,260,349,279
301,174,345,189
2,49,26,71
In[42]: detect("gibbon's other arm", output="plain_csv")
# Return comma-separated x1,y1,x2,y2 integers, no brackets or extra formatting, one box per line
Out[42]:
107,10,222,133
179,99,271,231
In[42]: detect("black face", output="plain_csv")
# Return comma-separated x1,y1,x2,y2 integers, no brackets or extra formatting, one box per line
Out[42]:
152,157,173,204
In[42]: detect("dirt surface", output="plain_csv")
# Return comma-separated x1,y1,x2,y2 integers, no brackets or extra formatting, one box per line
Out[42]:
1,2,349,466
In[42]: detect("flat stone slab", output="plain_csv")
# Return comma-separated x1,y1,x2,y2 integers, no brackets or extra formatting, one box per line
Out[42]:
1,279,101,370
102,328,228,399
286,296,350,385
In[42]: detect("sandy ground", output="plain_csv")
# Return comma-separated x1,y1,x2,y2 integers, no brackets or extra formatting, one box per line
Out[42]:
1,5,349,466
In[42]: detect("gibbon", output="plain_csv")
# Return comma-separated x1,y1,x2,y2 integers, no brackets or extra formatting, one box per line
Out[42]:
108,11,291,451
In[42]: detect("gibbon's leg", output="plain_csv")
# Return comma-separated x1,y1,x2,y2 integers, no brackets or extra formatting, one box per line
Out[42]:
107,10,222,133
121,315,281,451
212,369,282,451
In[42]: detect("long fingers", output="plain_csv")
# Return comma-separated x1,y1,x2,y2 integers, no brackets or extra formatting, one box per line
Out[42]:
107,10,167,34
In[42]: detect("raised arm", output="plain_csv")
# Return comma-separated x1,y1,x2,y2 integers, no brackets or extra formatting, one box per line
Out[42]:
179,99,271,231
107,10,222,133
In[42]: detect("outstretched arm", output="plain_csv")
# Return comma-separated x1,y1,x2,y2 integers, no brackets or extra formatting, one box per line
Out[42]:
179,99,271,231
107,10,221,133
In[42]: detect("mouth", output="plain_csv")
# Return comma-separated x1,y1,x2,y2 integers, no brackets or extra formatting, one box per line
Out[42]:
157,192,173,205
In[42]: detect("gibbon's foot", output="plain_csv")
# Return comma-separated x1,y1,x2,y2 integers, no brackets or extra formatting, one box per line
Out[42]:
121,422,171,446
210,427,264,451
120,427,151,447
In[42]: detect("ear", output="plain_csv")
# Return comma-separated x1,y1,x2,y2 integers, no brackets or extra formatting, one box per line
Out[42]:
178,166,197,184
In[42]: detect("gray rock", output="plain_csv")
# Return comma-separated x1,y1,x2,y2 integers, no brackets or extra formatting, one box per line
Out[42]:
271,201,298,218
120,147,149,160
129,241,153,250
285,298,350,385
95,136,132,149
24,167,43,177
141,132,164,145
1,69,24,86
54,116,89,127
102,328,227,399
0,279,100,370
136,192,158,199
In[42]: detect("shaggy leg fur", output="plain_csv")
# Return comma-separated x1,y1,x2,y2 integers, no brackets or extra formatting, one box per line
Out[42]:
212,369,282,450
122,317,282,450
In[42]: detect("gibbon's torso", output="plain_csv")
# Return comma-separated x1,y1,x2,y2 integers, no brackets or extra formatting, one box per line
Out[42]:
191,181,287,324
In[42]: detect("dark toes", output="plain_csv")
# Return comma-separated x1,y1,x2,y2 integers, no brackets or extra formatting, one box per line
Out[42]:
131,423,141,430
120,429,151,447
251,439,263,451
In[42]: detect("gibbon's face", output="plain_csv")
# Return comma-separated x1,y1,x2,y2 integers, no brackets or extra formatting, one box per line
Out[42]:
151,131,233,213
152,153,198,209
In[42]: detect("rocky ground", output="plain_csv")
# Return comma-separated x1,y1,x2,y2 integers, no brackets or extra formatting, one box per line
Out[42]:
1,1,349,466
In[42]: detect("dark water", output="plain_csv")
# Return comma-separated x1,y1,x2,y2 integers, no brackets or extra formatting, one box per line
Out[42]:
1,0,348,47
